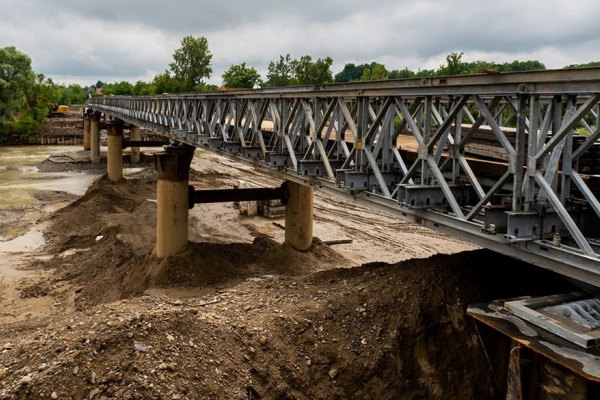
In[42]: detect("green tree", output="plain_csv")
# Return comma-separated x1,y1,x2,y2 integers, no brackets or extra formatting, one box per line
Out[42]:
60,84,87,105
335,63,367,83
22,73,61,121
103,81,134,96
360,63,388,81
564,61,600,69
265,54,295,87
438,52,465,76
501,60,546,72
0,46,35,122
169,35,212,92
152,71,183,94
222,62,261,88
388,68,415,79
291,55,334,85
133,80,157,96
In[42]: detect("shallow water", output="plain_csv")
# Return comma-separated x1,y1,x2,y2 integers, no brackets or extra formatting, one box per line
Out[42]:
0,146,100,208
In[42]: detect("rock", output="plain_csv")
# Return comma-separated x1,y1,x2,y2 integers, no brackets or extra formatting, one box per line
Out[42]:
89,388,100,399
51,392,58,399
133,344,147,353
2,343,13,350
20,374,33,383
91,371,97,384
258,336,267,346
73,366,79,375
126,332,134,339
158,363,167,370
306,359,312,366
38,363,48,371
166,334,175,342
328,368,338,380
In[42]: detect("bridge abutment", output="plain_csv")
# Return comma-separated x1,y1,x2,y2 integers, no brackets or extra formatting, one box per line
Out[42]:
90,112,101,163
284,180,313,251
107,120,124,182
130,125,141,164
154,145,195,258
83,115,91,151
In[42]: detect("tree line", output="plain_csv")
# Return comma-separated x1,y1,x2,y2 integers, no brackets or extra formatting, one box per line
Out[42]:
2,36,600,140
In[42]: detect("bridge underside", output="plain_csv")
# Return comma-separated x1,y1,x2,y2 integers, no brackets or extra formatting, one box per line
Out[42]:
88,68,600,288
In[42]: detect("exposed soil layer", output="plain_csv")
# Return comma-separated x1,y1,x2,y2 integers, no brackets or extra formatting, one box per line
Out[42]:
0,248,572,399
0,150,574,399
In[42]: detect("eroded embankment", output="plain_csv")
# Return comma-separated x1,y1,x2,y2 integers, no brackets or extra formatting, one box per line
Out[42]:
0,174,574,399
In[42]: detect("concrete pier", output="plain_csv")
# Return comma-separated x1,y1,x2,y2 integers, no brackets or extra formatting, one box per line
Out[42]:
83,115,91,151
130,125,141,164
154,145,195,257
107,120,124,182
90,112,101,163
284,180,314,251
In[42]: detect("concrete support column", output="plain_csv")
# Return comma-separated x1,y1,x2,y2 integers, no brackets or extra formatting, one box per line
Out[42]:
83,115,91,150
90,113,101,163
284,180,313,251
130,125,141,164
107,120,124,182
154,145,195,258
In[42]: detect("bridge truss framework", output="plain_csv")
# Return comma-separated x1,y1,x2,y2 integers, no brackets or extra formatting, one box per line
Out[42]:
88,68,600,288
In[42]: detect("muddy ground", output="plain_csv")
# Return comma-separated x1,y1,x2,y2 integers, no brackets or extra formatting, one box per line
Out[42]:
0,149,573,399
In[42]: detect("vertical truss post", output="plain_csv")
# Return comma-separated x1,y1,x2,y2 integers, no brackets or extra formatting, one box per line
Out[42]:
525,95,539,211
356,97,368,172
421,96,433,185
512,94,528,211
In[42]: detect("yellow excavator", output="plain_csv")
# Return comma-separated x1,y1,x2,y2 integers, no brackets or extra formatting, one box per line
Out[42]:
46,104,69,118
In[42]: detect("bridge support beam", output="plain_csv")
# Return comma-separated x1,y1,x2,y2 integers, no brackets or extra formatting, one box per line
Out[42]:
284,180,313,251
107,120,124,182
90,112,101,163
154,145,195,258
83,115,91,151
130,125,141,164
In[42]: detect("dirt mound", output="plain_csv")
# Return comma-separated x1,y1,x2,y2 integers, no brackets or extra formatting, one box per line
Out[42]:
0,250,573,399
39,176,349,310
252,238,347,276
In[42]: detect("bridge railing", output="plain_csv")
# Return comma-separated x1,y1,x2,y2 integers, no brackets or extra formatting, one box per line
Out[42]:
88,68,600,287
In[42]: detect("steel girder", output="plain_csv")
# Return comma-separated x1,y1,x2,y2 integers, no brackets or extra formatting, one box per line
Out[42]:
88,68,600,287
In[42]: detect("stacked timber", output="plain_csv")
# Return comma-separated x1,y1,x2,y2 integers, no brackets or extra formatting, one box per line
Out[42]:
462,125,524,162
257,199,286,219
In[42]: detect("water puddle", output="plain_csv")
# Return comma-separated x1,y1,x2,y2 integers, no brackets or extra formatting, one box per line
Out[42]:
0,145,96,207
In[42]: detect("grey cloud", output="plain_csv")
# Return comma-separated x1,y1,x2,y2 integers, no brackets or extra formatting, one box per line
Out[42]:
0,0,599,86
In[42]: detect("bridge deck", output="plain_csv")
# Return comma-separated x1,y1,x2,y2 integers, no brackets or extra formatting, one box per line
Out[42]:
88,68,600,288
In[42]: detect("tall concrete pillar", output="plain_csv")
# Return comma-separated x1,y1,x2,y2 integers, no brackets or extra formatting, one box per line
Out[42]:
284,180,313,251
154,145,195,257
90,112,101,163
83,115,91,150
130,125,141,164
107,120,124,182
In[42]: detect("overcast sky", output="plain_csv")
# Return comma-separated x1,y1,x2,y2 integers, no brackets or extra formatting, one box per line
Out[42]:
1,0,599,87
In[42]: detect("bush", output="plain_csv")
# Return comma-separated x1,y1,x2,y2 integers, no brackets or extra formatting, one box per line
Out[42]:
0,117,44,144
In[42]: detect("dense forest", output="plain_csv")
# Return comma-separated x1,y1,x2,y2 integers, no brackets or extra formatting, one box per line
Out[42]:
1,36,599,140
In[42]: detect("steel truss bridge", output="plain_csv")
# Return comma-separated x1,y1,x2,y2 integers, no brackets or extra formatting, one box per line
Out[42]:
88,68,600,288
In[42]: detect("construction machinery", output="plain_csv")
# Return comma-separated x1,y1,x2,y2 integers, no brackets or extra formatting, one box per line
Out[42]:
46,104,69,118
